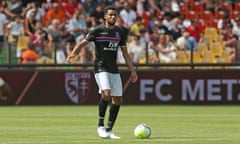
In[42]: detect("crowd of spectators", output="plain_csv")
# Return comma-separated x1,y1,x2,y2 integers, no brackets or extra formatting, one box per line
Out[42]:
0,0,240,66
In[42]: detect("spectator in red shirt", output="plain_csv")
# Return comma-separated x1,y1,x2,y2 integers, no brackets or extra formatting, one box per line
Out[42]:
222,23,238,62
222,24,238,49
29,28,46,55
186,20,204,42
64,0,78,19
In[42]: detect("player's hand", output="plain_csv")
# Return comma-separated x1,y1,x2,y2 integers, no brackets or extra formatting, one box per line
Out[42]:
130,71,138,83
65,55,75,63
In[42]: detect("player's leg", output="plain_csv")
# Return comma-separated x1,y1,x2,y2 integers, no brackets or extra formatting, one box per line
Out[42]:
105,73,122,139
104,96,122,139
98,90,110,127
95,72,111,138
106,96,122,132
97,90,111,138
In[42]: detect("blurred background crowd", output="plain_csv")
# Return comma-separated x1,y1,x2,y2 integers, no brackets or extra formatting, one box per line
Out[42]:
0,0,240,66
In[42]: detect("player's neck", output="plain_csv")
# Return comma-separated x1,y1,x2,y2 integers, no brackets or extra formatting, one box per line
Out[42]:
105,23,115,29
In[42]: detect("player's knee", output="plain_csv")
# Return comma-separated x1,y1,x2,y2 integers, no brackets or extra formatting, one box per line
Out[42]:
101,90,111,101
112,97,123,105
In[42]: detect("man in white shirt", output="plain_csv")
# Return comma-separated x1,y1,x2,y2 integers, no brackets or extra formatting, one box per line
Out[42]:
128,35,146,63
68,9,87,38
7,16,23,39
26,2,45,24
119,1,136,28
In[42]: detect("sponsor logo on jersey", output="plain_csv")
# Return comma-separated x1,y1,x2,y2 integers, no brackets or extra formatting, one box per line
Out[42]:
115,32,120,38
65,72,91,104
100,32,108,35
103,47,118,51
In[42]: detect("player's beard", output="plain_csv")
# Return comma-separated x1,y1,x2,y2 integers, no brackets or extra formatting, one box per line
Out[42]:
107,21,116,26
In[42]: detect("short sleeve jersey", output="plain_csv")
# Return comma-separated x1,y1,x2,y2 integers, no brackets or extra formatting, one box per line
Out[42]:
85,24,127,73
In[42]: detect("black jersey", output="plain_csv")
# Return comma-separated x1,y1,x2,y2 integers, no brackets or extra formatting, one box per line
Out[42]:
85,24,127,73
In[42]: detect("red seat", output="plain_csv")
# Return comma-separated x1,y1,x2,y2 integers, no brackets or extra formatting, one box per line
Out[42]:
188,0,194,7
179,3,189,18
232,11,239,19
190,2,204,13
201,10,214,21
185,10,199,20
210,19,219,29
221,2,233,12
234,2,240,12
215,10,225,19
141,11,151,27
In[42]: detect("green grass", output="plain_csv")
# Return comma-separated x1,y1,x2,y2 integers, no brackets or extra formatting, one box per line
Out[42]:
0,106,240,144
0,42,19,65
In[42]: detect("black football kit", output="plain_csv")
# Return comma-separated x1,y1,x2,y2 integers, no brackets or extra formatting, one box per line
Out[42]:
85,24,127,73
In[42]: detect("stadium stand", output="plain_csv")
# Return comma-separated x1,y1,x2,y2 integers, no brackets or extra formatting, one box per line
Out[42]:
0,0,239,70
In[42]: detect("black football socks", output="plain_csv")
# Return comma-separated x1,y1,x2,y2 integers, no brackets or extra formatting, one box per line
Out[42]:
106,104,120,132
98,99,109,127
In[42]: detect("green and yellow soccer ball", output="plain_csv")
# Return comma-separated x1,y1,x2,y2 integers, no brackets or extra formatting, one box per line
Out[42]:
134,124,151,139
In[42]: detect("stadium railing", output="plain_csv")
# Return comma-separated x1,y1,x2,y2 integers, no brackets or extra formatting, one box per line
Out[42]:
0,37,240,70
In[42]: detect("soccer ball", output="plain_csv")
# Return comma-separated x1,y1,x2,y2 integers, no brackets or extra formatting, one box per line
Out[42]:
134,124,151,139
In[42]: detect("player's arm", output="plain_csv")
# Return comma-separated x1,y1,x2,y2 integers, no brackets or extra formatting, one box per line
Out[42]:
121,46,138,83
66,39,89,62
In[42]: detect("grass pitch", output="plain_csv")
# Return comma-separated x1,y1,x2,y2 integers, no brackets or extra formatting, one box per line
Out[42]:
0,105,240,144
